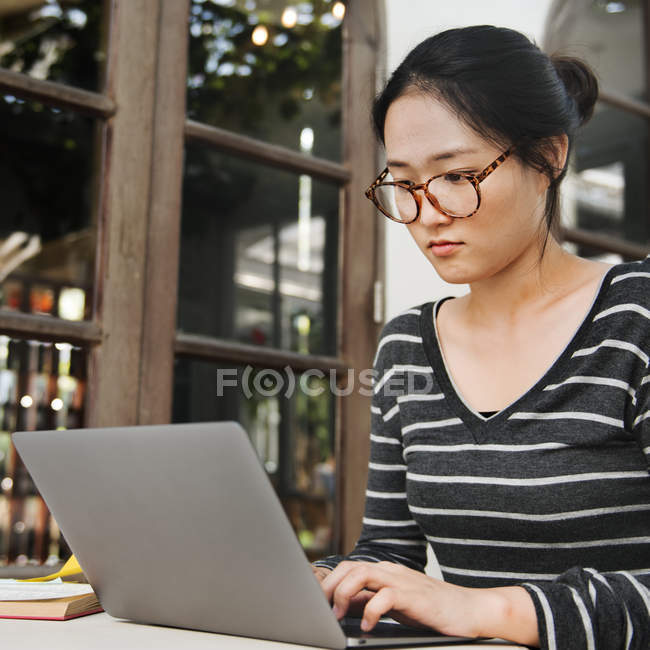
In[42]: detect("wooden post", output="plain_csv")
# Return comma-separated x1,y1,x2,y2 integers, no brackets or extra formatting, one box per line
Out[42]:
87,0,162,427
87,0,189,427
337,0,385,553
138,0,190,424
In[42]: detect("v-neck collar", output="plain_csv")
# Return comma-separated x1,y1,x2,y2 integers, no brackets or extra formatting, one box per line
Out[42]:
418,264,619,441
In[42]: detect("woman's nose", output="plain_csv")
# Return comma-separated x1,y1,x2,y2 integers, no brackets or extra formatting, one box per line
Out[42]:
418,190,454,227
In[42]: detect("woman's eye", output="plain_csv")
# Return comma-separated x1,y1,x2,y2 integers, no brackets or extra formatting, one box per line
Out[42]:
444,172,466,183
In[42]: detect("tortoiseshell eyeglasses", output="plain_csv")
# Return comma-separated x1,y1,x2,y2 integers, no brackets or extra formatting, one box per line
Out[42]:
365,148,513,223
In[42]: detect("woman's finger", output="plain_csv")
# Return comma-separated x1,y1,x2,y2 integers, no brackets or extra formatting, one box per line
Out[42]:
311,565,332,583
361,587,397,631
347,589,375,616
321,561,373,602
331,564,392,618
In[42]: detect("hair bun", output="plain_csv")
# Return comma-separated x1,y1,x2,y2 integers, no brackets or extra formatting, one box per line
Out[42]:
551,55,599,127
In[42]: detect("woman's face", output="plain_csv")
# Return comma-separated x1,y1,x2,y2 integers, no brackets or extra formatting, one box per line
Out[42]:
383,92,549,285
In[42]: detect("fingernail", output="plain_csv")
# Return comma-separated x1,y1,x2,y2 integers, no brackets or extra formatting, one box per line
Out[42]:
332,605,341,618
361,619,371,632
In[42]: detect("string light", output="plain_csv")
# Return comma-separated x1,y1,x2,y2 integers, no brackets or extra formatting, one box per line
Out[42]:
251,25,269,46
300,126,314,152
20,395,33,408
51,398,64,411
332,2,345,20
281,7,298,28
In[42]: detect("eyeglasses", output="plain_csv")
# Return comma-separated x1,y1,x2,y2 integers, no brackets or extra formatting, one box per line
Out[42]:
365,148,513,223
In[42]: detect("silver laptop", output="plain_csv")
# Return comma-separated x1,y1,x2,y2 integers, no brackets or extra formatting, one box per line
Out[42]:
12,422,481,648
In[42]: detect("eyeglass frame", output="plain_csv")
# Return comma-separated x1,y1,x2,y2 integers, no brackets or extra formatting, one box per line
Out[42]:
365,147,514,223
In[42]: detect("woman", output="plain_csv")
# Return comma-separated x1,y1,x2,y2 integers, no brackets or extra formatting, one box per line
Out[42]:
312,25,650,649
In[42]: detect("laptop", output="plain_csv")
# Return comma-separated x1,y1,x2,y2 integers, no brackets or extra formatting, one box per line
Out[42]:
12,422,483,648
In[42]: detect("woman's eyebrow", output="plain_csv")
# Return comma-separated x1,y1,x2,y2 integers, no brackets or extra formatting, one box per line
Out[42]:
387,147,480,168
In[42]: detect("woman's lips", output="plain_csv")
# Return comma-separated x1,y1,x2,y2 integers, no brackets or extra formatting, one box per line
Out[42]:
428,240,464,257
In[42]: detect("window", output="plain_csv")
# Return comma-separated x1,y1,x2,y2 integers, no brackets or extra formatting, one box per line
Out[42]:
0,0,382,567
545,0,650,261
0,0,108,565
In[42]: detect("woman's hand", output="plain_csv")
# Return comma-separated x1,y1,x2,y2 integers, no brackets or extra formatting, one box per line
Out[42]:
320,560,539,646
321,560,482,636
311,565,333,583
312,565,375,616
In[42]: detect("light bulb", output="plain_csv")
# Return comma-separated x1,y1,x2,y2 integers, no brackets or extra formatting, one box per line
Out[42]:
281,7,298,28
252,25,269,46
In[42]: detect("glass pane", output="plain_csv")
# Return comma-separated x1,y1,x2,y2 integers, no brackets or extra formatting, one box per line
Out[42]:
172,357,337,560
0,97,99,321
187,0,343,160
0,0,108,92
178,146,339,356
544,0,645,101
562,104,650,256
0,336,86,567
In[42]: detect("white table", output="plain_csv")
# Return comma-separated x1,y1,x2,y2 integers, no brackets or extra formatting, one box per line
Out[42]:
3,612,526,649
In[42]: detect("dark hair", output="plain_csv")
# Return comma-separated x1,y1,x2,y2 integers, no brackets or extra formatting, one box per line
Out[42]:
372,25,599,241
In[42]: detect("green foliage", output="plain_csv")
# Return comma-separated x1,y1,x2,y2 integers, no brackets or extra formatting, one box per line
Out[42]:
0,1,103,239
0,0,105,91
186,0,342,147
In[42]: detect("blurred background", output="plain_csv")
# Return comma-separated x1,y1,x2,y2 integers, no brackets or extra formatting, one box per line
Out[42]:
0,0,648,573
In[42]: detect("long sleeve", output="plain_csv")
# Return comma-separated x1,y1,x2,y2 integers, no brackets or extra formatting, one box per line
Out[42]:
313,322,428,573
312,264,650,648
521,566,650,649
520,370,650,650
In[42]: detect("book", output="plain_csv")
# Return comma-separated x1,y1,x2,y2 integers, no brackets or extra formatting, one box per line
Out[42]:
0,580,102,621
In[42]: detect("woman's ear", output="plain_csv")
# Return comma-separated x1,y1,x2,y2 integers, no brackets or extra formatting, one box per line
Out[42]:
536,134,569,193
549,134,569,178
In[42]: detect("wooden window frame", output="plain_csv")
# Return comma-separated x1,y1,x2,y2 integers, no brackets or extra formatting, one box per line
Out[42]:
0,0,384,557
0,68,115,117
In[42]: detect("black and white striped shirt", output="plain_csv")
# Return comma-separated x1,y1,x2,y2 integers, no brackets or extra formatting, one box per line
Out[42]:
315,257,650,650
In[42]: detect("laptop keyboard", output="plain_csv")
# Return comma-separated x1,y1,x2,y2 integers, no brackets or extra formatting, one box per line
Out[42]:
340,617,439,638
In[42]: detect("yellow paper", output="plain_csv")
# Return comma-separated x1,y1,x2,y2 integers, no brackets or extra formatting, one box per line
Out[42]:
19,555,83,582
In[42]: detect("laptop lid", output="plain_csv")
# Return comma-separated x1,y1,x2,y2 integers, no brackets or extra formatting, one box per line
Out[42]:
12,422,479,648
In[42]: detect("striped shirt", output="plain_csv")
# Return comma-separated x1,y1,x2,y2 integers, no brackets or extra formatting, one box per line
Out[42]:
315,257,650,650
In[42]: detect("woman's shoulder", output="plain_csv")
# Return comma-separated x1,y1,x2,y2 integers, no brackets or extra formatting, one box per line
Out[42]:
373,302,436,367
601,256,650,307
380,303,431,337
588,256,650,352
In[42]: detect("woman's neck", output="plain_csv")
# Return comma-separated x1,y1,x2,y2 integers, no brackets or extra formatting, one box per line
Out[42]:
462,237,593,326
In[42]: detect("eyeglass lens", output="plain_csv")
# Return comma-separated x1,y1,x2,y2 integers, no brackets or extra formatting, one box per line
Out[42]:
374,173,479,221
